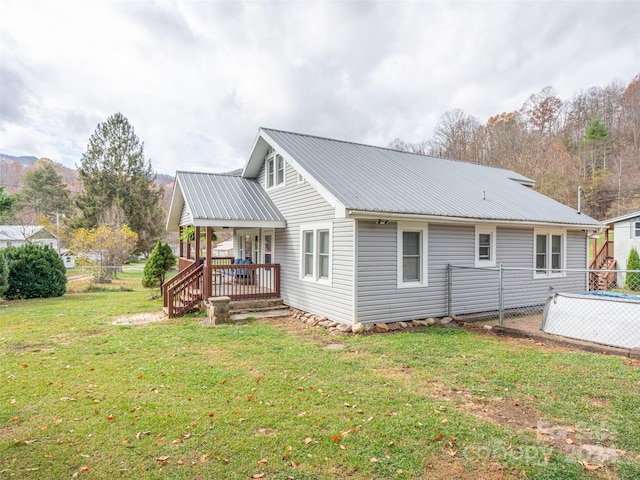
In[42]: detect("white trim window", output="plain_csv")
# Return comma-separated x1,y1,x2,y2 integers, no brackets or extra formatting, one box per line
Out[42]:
634,219,640,238
397,222,428,288
475,225,496,267
534,230,565,277
300,223,332,284
265,149,285,189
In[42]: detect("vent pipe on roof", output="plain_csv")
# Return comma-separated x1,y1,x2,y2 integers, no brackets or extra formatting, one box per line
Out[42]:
577,186,582,214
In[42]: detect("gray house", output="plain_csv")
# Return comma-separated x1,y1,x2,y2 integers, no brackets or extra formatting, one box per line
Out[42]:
165,128,602,323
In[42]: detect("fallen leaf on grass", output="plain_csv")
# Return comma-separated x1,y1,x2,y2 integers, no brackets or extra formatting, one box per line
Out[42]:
80,466,90,472
582,462,604,471
565,438,574,445
252,474,265,479
258,458,267,466
431,434,444,442
54,418,62,425
304,437,313,445
8,416,20,422
156,456,169,462
106,415,114,421
331,435,341,442
370,457,378,462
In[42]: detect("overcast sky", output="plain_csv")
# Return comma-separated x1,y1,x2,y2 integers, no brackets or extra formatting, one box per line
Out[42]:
1,0,638,176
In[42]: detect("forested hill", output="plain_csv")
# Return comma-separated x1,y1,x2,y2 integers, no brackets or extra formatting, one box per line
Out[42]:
390,74,640,221
0,156,174,194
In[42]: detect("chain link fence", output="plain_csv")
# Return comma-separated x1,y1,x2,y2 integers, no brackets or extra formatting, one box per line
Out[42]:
448,265,640,349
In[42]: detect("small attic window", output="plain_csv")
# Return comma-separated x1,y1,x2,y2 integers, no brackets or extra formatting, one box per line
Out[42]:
266,149,285,189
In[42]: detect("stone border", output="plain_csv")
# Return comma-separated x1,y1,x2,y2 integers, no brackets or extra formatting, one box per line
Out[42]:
290,308,464,335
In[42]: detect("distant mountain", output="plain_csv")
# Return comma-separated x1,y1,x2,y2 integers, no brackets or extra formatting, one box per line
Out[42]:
0,153,38,166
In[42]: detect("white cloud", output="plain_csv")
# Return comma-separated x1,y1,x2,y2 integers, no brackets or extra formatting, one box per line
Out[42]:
1,0,638,175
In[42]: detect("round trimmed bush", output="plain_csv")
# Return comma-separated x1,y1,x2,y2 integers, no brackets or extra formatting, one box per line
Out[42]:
3,244,67,299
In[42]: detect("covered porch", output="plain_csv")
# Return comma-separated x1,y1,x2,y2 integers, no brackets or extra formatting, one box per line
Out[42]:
164,171,286,317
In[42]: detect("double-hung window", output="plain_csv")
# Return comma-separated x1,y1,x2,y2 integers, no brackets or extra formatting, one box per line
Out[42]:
397,222,428,288
301,224,331,283
265,149,285,189
475,226,496,267
634,220,640,238
534,230,565,277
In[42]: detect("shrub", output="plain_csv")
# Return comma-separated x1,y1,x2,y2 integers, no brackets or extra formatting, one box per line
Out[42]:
142,240,176,293
3,244,67,299
0,250,8,298
626,247,640,291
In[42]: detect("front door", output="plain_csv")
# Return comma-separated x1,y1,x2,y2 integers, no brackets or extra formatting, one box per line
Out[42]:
263,229,274,264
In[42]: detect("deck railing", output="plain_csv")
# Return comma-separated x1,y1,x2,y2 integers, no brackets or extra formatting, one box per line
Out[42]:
211,263,281,300
163,263,204,318
163,258,281,317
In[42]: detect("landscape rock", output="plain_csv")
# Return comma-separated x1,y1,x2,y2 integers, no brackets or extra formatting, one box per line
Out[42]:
351,323,364,334
375,323,389,333
336,324,352,333
439,316,453,325
386,322,401,331
398,322,409,329
411,319,421,327
426,318,436,326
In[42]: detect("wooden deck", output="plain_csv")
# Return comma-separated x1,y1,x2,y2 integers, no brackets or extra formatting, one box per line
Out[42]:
163,258,280,317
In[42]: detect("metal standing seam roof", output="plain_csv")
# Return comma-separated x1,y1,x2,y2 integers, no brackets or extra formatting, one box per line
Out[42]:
175,171,285,225
260,128,602,227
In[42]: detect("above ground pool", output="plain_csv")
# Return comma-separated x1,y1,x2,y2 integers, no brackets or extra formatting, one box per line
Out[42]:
541,291,640,349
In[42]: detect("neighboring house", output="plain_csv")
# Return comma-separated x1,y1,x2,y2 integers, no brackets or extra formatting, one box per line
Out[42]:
60,250,76,269
212,239,233,257
165,128,602,324
603,211,640,285
0,225,58,251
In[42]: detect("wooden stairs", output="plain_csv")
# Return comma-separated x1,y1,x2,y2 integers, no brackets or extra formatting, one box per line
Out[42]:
589,237,617,291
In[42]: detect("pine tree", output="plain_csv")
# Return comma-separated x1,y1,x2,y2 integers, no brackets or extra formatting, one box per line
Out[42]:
626,247,640,291
20,159,72,217
74,113,164,253
0,185,18,223
142,240,176,293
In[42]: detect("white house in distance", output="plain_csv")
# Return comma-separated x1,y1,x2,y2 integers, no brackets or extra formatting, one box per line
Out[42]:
603,211,640,284
0,225,58,251
165,127,603,323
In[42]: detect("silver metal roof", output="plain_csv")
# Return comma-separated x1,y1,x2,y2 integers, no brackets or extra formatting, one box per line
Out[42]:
167,171,285,230
0,225,52,241
261,128,601,227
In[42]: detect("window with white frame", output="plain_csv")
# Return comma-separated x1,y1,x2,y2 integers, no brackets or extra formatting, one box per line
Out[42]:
397,222,428,288
634,220,640,237
265,149,285,189
475,226,496,267
534,230,565,276
300,224,332,283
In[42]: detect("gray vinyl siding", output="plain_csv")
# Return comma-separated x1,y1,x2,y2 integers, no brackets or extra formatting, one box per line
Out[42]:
258,159,354,324
449,227,590,316
356,222,590,323
356,221,471,324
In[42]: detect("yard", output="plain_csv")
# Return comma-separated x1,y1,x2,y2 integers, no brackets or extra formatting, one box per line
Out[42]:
1,270,639,479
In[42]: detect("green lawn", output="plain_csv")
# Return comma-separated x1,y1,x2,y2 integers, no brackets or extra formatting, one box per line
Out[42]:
1,270,639,479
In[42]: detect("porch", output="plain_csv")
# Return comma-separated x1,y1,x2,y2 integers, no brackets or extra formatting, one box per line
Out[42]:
163,226,282,318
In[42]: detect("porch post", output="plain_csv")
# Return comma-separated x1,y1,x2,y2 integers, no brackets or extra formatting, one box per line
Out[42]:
179,226,184,258
195,227,201,262
204,227,212,299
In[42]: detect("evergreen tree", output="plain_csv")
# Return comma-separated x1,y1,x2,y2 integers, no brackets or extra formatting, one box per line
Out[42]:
0,185,18,223
142,240,176,293
74,113,164,253
626,247,640,291
20,159,72,217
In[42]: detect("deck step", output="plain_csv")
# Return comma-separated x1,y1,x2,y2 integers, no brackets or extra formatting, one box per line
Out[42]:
231,309,291,322
229,298,284,312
